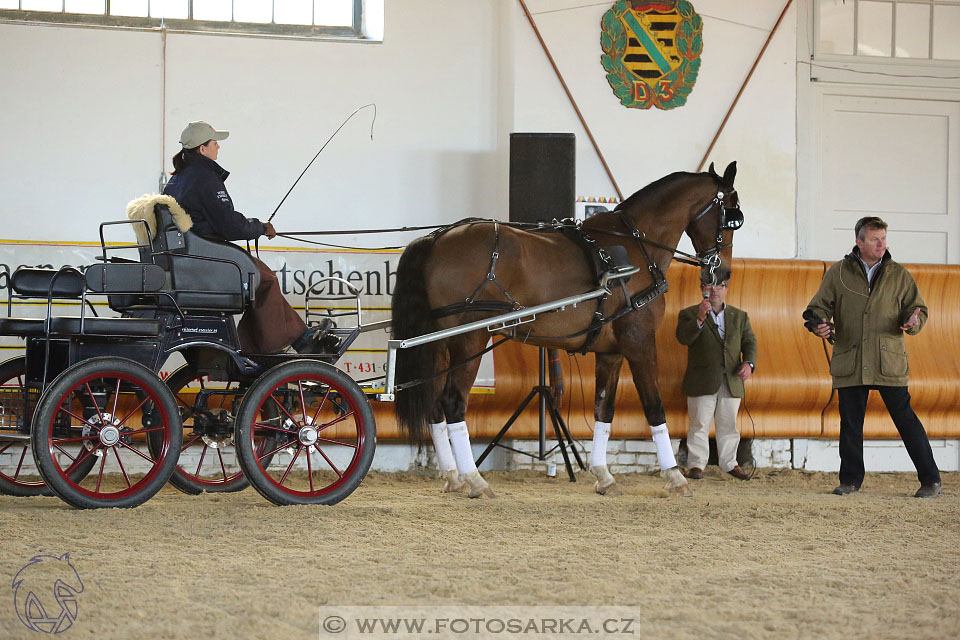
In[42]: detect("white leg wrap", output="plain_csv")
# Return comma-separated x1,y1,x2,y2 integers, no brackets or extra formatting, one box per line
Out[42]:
590,421,611,468
650,423,677,470
446,421,477,474
429,422,457,472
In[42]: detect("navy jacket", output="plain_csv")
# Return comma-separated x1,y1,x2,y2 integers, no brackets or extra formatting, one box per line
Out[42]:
163,155,266,241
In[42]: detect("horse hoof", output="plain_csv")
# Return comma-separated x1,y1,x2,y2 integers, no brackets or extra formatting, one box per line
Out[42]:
441,470,466,493
594,481,623,496
668,483,694,498
589,465,621,496
463,470,495,499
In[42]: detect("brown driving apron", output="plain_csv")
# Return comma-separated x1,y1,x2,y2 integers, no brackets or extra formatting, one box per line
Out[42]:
236,257,307,354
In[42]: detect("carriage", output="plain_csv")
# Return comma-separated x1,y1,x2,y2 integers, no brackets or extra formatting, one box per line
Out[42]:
1,162,742,507
0,204,377,509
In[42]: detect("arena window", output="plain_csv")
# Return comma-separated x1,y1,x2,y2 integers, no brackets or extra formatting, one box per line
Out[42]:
0,0,383,41
817,0,960,61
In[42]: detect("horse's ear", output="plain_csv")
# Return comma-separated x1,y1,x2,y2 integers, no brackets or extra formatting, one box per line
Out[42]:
722,161,737,186
707,162,717,177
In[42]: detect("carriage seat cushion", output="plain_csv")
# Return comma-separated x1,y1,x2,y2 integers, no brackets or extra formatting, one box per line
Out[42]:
126,194,193,246
0,316,162,338
11,268,84,298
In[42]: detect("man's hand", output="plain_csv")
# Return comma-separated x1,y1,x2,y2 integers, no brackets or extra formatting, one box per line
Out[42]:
737,362,752,381
813,322,833,339
900,307,921,331
696,298,711,324
264,221,277,239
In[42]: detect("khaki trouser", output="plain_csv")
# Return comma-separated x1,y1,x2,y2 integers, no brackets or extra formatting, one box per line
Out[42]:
686,380,741,472
236,257,307,354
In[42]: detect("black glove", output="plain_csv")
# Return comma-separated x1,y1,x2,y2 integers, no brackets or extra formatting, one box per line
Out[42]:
802,309,835,344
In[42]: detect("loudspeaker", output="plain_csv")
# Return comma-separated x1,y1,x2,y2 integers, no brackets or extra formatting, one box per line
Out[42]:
509,132,575,224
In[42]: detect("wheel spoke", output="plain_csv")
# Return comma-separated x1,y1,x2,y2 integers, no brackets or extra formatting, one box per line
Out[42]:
58,406,102,432
0,441,13,455
181,434,203,452
315,411,355,433
216,446,228,482
315,436,358,449
195,444,208,476
84,382,106,426
269,393,301,426
113,396,149,429
306,447,315,492
279,445,303,484
311,387,331,426
259,438,295,462
110,377,121,420
254,421,297,434
64,445,99,474
313,444,344,478
95,450,107,492
14,446,27,479
112,447,132,489
298,380,307,421
115,439,157,464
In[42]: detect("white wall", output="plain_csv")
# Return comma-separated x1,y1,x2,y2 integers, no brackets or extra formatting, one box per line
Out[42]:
512,0,798,259
1,0,796,258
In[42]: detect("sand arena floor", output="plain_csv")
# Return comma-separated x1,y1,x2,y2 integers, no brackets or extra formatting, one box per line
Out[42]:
1,468,957,640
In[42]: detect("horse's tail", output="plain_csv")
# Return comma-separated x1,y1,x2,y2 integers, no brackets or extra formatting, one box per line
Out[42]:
392,235,442,445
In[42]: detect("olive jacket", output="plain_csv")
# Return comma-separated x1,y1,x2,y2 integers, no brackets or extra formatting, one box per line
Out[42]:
676,304,757,398
806,248,927,389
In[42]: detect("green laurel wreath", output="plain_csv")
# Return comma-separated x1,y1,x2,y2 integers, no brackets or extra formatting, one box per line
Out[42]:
600,0,703,110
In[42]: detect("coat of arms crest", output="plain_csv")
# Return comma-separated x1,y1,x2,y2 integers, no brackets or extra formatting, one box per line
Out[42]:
601,0,703,110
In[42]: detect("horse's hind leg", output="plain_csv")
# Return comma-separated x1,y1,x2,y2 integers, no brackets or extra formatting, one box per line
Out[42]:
439,331,495,499
427,405,467,493
589,353,624,496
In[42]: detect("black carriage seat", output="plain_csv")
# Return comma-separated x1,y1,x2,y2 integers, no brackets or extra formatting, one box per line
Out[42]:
141,204,260,313
0,266,163,338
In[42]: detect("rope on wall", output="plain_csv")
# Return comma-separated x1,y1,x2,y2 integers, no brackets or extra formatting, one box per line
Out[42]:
517,0,624,201
696,0,794,172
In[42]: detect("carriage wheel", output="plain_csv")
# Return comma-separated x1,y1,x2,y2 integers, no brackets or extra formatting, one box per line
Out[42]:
157,364,275,495
235,360,376,506
30,357,181,509
0,357,97,497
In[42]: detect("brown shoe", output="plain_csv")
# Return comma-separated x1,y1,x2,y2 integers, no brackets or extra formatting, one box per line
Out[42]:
727,465,750,481
914,482,942,498
686,467,703,480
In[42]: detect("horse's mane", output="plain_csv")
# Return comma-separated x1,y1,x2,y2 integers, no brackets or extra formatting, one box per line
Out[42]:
615,170,716,212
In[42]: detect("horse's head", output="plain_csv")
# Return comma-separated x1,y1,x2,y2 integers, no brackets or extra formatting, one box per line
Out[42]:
685,161,742,285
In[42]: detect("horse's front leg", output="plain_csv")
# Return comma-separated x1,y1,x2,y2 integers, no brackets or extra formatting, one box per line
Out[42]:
589,353,624,496
436,331,495,498
623,355,692,497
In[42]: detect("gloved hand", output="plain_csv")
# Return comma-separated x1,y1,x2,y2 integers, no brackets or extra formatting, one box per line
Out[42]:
802,309,835,344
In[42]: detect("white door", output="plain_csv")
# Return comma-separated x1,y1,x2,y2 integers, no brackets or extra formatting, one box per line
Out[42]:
807,87,960,264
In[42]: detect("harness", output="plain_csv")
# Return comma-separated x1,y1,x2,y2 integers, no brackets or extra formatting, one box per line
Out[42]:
428,189,742,354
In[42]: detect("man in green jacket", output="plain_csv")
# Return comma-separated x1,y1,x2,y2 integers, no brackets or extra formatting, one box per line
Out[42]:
806,216,941,498
676,278,757,480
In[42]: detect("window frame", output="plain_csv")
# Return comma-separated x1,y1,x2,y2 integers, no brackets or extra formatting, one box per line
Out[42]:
0,0,369,40
808,0,960,89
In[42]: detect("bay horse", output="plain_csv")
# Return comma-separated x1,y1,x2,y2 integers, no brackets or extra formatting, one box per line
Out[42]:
391,162,742,498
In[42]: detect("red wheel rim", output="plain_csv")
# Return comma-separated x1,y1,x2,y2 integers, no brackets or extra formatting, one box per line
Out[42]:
249,373,367,498
0,368,44,488
42,371,173,500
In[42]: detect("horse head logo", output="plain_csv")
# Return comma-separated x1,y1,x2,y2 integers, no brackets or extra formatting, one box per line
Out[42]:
12,553,84,634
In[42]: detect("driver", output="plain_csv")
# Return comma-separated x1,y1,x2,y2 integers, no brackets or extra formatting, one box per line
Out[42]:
163,121,325,354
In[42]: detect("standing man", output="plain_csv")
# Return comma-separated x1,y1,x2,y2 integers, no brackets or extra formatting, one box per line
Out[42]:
676,278,757,480
805,216,941,498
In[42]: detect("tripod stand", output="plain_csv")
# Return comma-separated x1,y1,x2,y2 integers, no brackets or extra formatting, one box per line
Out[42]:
476,347,586,481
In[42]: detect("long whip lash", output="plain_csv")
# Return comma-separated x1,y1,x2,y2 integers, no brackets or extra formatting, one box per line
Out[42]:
267,103,377,224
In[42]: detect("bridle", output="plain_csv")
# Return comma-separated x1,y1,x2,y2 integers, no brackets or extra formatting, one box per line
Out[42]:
687,187,743,283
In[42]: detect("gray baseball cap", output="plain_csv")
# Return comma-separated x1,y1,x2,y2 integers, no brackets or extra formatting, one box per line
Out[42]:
179,121,229,149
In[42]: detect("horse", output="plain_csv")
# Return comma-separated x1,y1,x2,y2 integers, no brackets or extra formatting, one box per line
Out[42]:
391,161,742,498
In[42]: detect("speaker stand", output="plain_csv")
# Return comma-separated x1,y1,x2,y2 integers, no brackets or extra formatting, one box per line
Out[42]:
476,347,586,481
